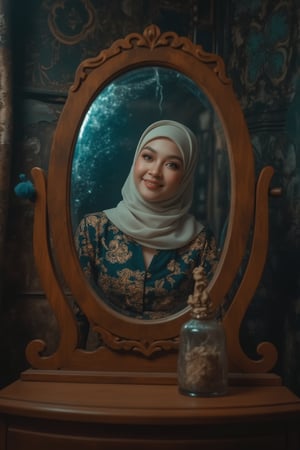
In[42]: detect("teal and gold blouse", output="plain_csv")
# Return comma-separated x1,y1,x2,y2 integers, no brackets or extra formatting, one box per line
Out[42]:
75,211,218,319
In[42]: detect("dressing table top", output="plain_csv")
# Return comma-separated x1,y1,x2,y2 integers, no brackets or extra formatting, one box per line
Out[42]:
0,372,299,425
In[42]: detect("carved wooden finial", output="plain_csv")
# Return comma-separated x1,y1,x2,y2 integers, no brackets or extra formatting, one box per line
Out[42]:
188,266,213,319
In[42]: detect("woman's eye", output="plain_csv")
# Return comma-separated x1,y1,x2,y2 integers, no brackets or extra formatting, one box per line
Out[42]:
166,161,180,170
141,153,152,161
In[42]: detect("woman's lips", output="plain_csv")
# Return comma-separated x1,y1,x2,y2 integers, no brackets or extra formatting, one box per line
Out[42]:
143,179,162,190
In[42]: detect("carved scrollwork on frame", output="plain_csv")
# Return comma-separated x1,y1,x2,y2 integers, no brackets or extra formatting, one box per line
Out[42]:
71,24,231,92
94,326,179,357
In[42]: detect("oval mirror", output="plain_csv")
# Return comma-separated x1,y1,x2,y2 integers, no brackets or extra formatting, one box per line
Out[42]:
70,66,229,319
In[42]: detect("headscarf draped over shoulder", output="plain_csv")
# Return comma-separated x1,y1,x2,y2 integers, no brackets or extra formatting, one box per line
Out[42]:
105,120,204,249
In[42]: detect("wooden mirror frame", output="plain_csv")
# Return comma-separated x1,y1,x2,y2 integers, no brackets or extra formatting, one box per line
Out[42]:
27,25,278,378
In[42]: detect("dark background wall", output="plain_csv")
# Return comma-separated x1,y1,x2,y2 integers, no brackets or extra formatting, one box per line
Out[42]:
1,0,299,394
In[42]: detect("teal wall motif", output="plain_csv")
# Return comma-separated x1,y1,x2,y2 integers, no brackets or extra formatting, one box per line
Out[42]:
228,0,300,393
47,0,97,45
16,0,217,95
245,5,290,86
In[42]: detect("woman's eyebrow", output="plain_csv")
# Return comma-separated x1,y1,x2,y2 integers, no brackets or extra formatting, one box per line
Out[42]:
142,145,157,153
142,145,183,161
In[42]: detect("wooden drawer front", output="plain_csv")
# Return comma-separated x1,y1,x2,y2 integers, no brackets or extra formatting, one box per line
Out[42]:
7,426,288,450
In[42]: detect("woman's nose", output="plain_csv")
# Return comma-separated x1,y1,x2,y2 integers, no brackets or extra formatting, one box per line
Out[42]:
148,164,162,177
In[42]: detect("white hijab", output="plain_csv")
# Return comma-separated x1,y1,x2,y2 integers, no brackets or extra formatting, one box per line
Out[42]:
105,120,204,249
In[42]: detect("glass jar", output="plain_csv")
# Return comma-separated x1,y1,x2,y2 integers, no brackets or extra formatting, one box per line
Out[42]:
177,316,228,397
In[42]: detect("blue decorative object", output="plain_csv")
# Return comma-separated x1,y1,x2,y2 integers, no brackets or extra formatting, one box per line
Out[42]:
14,174,36,201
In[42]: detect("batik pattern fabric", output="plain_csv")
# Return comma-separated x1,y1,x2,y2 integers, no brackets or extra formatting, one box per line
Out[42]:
75,211,218,320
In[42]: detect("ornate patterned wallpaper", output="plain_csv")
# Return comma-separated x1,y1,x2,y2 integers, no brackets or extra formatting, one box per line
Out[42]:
227,0,300,393
19,0,217,94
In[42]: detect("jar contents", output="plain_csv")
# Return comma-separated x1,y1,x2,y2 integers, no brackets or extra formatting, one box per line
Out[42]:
177,266,228,397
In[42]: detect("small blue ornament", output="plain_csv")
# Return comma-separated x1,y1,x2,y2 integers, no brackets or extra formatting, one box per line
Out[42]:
14,173,36,201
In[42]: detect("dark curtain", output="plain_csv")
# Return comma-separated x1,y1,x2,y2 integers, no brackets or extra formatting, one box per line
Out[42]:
0,0,12,308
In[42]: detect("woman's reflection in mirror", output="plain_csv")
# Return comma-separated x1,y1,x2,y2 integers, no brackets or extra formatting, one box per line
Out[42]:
75,120,219,345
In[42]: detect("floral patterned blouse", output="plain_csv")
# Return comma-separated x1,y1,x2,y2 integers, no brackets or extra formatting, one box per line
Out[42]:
75,211,218,320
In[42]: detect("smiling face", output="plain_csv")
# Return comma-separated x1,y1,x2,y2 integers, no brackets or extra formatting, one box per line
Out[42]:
133,137,184,203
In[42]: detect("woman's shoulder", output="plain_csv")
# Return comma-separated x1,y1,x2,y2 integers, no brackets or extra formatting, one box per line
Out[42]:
83,210,107,220
193,226,215,243
183,226,217,253
79,211,109,229
80,211,126,236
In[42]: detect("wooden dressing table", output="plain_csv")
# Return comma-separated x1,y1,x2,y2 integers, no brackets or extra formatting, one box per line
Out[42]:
1,25,299,449
1,372,300,449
